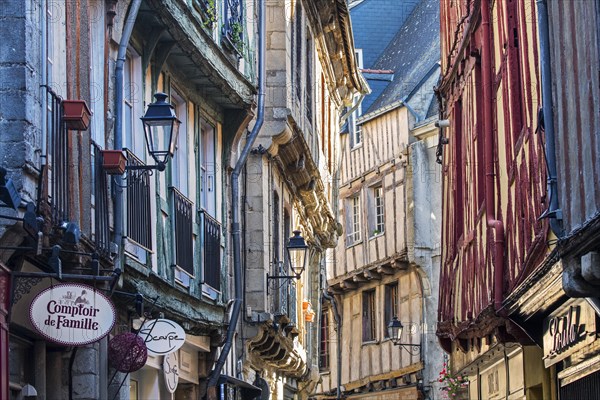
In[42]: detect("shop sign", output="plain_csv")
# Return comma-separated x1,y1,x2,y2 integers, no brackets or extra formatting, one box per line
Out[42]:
543,299,596,367
29,283,116,346
139,319,186,355
163,351,179,393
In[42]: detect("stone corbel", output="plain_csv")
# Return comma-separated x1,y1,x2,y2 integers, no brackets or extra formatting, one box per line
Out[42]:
267,122,293,157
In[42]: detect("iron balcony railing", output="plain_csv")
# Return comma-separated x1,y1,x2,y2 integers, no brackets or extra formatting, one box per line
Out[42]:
222,0,244,53
42,86,69,224
125,150,152,250
172,187,194,276
92,143,111,256
200,209,221,291
270,260,297,320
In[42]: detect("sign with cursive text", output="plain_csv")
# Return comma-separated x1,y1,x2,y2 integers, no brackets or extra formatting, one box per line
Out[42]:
163,351,179,393
543,299,597,367
139,319,186,355
29,283,116,346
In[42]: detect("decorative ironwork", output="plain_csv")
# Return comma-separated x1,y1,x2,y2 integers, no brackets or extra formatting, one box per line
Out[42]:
222,0,244,54
125,150,152,250
201,209,221,290
12,276,43,304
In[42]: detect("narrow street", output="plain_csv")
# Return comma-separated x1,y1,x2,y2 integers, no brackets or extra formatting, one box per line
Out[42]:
0,0,599,399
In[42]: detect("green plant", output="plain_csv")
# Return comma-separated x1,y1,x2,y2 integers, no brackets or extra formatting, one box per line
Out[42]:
202,0,217,29
438,362,468,399
229,21,244,52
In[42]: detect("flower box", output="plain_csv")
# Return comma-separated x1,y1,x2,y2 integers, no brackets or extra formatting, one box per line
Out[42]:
101,150,127,175
63,100,92,130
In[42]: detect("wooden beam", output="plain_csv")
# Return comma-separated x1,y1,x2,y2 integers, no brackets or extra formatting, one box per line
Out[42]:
393,260,409,270
364,269,381,280
353,274,368,283
377,265,395,275
339,280,357,290
343,361,424,391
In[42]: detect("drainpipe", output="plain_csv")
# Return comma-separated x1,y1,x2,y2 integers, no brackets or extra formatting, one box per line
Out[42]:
536,0,563,237
481,0,505,312
321,273,342,400
113,0,142,272
207,0,266,387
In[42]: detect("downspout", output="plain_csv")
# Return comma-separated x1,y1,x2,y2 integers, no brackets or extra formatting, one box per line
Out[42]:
536,0,564,237
113,0,142,272
207,0,266,387
321,273,342,400
481,0,505,312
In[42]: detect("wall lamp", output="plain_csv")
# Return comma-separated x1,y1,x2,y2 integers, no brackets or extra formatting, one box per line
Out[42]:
103,93,180,175
388,317,421,355
267,231,308,294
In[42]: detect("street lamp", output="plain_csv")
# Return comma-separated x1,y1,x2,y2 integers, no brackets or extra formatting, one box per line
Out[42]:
286,230,308,278
139,92,181,171
102,93,181,175
388,317,421,354
267,231,308,294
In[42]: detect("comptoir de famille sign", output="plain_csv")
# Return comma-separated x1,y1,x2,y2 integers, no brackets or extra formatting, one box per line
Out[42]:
543,299,596,368
29,283,116,346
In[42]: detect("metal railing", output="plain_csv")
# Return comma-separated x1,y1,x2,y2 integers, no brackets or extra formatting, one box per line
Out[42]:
172,187,194,276
92,143,111,256
125,150,152,250
222,0,244,53
200,209,221,290
42,86,69,224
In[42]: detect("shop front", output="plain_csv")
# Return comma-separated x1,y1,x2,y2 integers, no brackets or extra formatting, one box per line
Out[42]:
542,298,600,399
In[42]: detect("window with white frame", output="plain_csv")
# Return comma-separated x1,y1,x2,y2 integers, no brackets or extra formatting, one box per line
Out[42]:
346,195,361,245
350,95,363,148
123,53,144,157
369,185,384,236
171,90,189,196
350,49,363,149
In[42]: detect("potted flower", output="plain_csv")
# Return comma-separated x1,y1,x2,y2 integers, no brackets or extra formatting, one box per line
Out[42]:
438,362,469,399
101,150,127,175
62,100,92,130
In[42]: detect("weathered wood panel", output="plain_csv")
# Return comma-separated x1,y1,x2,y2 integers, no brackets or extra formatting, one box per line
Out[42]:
548,0,600,234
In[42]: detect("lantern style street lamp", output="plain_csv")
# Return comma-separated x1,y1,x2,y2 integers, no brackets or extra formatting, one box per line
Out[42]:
103,93,180,175
267,230,309,294
387,317,421,354
286,230,308,278
139,92,181,171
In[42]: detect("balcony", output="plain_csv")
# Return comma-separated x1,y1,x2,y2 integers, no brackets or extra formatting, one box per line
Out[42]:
92,143,111,257
172,187,194,277
200,209,221,291
125,150,152,251
42,86,70,225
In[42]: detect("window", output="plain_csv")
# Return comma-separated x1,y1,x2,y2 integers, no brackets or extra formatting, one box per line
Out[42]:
319,308,330,370
201,121,216,216
369,186,384,236
349,50,363,149
384,282,398,338
346,195,361,245
362,290,376,342
305,31,313,123
123,53,143,156
171,90,189,196
350,95,363,148
294,1,303,101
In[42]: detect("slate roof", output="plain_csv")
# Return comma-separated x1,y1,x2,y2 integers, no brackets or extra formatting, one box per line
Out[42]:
363,0,440,116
